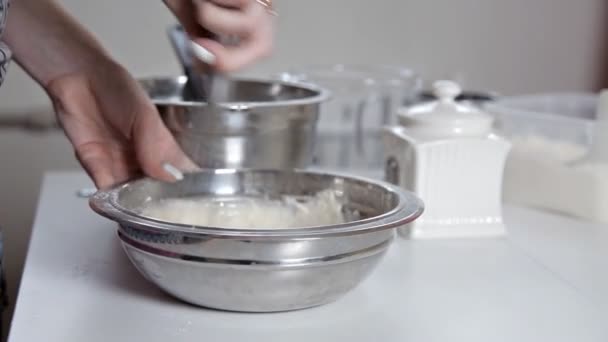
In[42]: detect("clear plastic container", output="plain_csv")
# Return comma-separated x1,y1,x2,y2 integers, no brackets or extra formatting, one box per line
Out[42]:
277,65,421,172
485,93,596,146
484,93,608,223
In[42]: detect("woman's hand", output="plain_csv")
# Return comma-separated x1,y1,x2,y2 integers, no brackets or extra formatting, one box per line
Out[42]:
4,0,196,189
163,0,275,71
47,61,196,189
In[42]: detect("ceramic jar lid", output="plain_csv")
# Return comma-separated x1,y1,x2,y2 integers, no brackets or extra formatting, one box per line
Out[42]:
398,80,493,139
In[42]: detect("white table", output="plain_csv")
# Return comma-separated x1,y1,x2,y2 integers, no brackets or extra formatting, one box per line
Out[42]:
8,171,608,341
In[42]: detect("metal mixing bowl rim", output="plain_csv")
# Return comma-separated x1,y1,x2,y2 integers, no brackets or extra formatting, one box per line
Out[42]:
140,75,331,110
89,169,424,238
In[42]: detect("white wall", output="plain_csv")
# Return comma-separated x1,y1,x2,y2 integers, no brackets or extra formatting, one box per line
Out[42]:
0,0,605,338
1,0,605,110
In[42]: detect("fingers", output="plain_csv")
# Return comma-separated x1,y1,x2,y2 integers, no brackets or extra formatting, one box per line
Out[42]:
195,1,254,37
47,63,199,188
131,101,199,183
166,0,274,72
88,64,198,183
162,0,201,36
208,0,249,8
109,145,141,183
192,0,273,72
47,74,120,189
48,72,143,189
74,142,116,189
192,35,271,72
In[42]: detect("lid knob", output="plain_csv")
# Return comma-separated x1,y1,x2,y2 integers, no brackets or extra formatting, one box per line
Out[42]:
432,80,461,102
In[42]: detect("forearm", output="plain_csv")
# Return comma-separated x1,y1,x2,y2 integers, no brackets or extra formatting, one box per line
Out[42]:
3,0,112,87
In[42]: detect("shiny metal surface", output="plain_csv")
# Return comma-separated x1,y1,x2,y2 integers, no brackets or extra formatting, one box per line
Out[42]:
121,241,388,312
140,76,329,169
90,169,423,312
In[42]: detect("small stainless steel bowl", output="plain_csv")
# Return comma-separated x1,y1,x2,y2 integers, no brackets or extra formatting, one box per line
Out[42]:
139,76,330,169
90,169,423,312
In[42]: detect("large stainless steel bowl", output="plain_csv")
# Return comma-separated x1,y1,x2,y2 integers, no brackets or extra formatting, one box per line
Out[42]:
139,76,329,169
90,169,423,312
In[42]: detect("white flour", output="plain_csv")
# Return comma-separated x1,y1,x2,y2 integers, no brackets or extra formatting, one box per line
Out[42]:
139,189,346,229
504,135,608,223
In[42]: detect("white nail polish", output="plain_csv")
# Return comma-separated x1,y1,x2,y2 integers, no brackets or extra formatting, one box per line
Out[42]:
76,188,97,198
162,162,184,181
189,41,216,65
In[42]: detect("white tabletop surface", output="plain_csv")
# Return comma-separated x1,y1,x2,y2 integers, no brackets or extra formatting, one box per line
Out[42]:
7,171,608,342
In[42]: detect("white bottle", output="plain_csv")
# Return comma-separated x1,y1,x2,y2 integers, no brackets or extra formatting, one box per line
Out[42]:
383,80,511,239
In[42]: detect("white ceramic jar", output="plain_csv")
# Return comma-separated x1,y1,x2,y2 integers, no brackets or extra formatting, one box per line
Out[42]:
383,80,511,238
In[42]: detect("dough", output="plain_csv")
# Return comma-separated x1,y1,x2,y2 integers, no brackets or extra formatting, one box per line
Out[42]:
139,189,345,229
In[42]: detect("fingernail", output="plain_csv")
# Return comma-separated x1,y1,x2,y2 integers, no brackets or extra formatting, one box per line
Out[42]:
76,188,98,198
190,41,216,65
162,162,184,181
